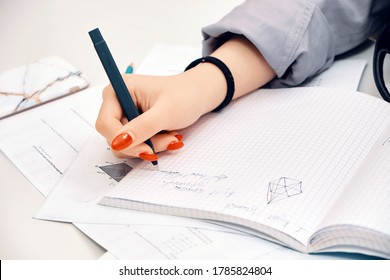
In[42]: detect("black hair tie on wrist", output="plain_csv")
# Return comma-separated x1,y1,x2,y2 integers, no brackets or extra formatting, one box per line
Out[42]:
185,56,235,112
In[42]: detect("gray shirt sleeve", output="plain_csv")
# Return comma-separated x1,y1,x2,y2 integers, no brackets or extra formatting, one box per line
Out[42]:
202,0,390,87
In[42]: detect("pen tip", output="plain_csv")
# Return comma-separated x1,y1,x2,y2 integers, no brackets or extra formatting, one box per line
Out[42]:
151,160,159,171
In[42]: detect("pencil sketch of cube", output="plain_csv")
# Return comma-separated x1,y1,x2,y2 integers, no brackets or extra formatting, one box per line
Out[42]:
267,177,302,204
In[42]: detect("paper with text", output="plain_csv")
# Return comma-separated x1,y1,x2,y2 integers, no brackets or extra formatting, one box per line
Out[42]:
0,86,99,195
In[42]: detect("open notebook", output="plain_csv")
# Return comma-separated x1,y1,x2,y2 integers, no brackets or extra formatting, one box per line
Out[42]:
100,87,390,259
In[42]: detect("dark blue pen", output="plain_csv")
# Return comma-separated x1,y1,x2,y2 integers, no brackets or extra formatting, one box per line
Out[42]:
89,28,158,168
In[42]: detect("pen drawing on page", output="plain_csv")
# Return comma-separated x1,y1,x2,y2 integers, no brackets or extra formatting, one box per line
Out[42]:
267,177,302,204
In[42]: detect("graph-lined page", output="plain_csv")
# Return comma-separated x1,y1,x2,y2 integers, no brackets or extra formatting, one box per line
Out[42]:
312,121,390,257
101,87,390,247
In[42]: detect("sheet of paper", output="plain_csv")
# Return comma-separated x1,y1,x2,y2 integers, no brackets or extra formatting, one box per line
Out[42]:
76,223,356,260
301,59,367,90
333,125,390,232
314,121,390,257
0,86,100,195
102,87,390,247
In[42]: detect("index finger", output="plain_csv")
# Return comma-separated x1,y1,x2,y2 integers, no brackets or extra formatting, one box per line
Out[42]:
95,85,125,142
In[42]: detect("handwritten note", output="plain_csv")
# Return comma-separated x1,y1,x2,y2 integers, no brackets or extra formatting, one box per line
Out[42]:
158,170,228,194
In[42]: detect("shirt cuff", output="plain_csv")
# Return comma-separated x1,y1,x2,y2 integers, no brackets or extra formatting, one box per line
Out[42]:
201,0,335,87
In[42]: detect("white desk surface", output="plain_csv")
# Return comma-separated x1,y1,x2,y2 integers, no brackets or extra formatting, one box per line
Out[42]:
0,0,388,259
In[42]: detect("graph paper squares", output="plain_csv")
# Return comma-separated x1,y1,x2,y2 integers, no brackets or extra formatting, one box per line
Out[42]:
267,177,302,204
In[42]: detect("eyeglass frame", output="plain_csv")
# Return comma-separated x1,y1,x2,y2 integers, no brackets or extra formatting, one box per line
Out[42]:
373,23,390,102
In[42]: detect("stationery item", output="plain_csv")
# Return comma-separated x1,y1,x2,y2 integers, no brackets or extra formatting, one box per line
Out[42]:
125,63,134,74
101,86,390,259
0,86,99,196
0,56,89,119
373,23,390,102
88,28,158,167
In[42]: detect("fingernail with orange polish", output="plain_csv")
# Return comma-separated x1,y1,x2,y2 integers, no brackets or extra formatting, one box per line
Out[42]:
167,141,184,150
174,134,184,141
139,152,159,162
111,132,133,151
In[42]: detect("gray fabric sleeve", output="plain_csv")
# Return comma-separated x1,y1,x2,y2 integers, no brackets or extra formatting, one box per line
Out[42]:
202,0,389,87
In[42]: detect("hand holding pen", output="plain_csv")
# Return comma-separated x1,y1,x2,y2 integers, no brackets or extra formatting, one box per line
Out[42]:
96,73,188,161
92,31,275,162
90,28,187,164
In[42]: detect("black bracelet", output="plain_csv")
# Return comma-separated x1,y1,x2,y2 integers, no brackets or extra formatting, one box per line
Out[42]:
185,56,235,112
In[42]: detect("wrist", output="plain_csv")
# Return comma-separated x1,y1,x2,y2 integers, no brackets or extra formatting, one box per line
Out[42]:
185,56,235,112
177,36,276,116
181,62,228,115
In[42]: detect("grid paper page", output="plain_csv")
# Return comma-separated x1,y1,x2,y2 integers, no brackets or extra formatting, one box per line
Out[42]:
312,122,390,257
101,87,390,247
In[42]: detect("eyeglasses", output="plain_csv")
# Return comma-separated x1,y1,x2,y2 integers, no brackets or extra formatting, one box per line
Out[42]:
373,24,390,102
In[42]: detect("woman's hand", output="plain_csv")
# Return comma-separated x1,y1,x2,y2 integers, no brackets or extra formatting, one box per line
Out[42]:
95,70,226,160
95,36,275,161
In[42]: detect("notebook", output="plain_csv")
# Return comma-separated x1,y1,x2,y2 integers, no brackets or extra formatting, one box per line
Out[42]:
0,56,88,119
100,87,390,259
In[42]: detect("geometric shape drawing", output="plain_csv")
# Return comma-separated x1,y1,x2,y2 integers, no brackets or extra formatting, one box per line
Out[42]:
267,177,302,204
99,163,133,182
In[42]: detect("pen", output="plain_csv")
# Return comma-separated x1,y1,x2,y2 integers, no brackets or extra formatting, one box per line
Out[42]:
89,28,159,168
125,62,134,74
